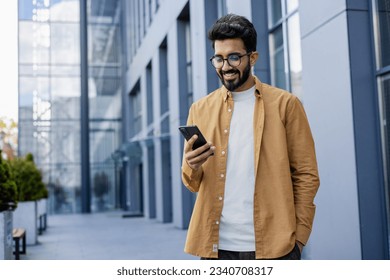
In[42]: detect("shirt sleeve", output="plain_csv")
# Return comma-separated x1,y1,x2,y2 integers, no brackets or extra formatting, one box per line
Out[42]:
285,97,320,245
181,105,204,193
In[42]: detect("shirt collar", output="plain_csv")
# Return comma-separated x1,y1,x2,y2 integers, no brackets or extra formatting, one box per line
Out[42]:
223,75,263,102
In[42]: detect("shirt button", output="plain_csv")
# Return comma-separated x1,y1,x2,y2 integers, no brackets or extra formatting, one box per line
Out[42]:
228,108,232,113
216,221,219,225
219,196,223,201
221,150,225,155
220,174,224,178
224,129,228,134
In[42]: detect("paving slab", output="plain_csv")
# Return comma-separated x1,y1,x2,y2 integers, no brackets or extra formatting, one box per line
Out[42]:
20,212,197,260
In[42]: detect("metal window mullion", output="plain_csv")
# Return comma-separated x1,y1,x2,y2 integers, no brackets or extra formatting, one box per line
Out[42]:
80,0,91,213
378,65,390,76
268,9,299,31
376,72,390,261
48,19,53,177
268,22,281,87
371,0,382,69
281,0,291,92
268,0,292,91
268,19,284,32
285,7,299,19
371,0,390,258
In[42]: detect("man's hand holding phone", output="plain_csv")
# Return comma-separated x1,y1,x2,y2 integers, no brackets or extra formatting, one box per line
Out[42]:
184,134,215,171
179,125,215,170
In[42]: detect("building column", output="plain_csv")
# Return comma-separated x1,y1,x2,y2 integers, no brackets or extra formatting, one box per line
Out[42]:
152,50,163,222
139,71,152,219
300,0,389,260
168,22,188,228
80,0,91,213
345,0,389,259
299,0,362,259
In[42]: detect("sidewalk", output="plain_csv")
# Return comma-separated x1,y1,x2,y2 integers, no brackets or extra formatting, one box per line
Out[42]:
21,212,197,260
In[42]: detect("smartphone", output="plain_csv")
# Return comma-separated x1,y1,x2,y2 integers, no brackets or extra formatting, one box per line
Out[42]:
178,125,209,150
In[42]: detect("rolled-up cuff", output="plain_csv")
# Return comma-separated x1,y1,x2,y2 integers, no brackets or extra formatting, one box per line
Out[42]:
181,161,203,192
295,223,312,245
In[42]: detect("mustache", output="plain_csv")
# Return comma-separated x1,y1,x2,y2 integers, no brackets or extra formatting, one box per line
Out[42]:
221,69,239,75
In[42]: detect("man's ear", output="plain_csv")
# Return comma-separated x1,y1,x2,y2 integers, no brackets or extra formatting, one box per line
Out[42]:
250,52,259,66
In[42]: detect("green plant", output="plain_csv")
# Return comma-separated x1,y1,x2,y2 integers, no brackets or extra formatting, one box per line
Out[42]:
93,171,110,211
9,153,48,202
0,150,18,211
93,171,110,199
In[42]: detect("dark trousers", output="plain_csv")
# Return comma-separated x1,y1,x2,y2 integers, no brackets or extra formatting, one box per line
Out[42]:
201,243,301,260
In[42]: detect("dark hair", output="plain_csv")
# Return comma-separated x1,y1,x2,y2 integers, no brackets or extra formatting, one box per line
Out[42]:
208,14,257,52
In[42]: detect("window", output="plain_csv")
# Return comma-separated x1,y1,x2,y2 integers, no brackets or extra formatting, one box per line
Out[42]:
18,0,83,214
374,0,390,68
373,0,390,254
159,40,169,134
185,22,193,108
177,3,192,124
130,86,142,137
268,0,302,98
146,62,154,128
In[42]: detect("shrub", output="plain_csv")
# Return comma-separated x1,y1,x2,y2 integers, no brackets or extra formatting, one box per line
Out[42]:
93,171,110,199
0,150,18,211
9,153,48,202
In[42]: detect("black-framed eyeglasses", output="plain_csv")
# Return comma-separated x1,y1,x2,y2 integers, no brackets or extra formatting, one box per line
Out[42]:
209,52,252,69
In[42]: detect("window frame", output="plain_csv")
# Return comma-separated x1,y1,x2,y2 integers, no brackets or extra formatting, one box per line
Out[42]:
372,0,390,257
267,0,302,96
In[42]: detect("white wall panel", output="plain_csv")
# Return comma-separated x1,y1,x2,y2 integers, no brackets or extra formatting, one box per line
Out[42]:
167,22,185,228
226,0,252,20
300,10,362,259
189,0,208,101
299,0,346,38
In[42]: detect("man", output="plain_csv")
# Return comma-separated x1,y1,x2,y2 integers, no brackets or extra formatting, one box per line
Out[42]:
181,14,319,260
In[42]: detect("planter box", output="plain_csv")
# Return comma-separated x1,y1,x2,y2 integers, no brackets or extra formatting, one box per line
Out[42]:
0,211,13,260
13,201,37,245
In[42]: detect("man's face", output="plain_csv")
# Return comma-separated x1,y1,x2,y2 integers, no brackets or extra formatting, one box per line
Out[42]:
213,38,255,92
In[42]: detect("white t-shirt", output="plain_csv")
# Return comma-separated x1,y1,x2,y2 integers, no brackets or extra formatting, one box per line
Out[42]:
219,85,256,252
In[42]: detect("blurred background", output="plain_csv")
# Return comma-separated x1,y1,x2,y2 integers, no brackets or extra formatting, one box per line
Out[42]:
1,0,390,260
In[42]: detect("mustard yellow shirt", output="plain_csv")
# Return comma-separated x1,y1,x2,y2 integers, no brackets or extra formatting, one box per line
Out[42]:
181,76,320,259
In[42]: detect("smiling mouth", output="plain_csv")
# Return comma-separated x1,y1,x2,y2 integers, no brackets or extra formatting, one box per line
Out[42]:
222,71,238,80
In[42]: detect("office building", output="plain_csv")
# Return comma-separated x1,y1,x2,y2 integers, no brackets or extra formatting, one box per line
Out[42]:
18,0,123,213
18,0,390,259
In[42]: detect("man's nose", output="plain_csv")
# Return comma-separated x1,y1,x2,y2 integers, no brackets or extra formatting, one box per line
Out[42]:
221,59,232,71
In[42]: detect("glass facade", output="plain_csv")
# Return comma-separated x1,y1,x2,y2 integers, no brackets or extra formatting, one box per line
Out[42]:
87,0,122,212
376,0,390,68
373,0,390,254
18,0,122,213
18,0,82,214
268,0,303,98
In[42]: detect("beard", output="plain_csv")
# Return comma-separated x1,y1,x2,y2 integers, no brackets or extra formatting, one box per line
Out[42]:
218,62,251,92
